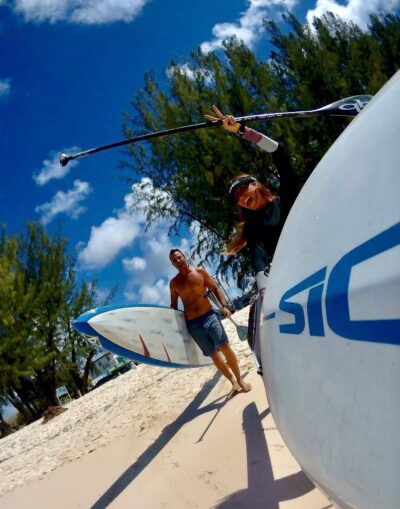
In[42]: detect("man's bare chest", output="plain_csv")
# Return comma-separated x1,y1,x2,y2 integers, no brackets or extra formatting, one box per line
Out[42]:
175,271,205,295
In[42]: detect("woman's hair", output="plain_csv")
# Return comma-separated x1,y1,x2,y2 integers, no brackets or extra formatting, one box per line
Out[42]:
224,174,275,255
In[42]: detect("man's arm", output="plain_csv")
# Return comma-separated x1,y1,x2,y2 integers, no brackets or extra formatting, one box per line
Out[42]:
199,267,232,318
169,280,179,310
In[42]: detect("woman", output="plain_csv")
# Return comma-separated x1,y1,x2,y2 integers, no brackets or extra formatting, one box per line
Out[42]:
205,106,300,374
205,105,299,275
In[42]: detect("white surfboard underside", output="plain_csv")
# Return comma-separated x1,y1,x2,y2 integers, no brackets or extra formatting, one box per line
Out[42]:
261,71,400,509
87,306,212,367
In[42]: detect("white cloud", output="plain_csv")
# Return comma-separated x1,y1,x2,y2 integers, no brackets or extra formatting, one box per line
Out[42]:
200,0,400,54
166,63,196,81
122,256,147,272
200,0,297,53
119,180,194,305
94,286,112,304
0,78,11,98
166,64,213,86
120,181,232,306
33,147,79,186
78,195,143,270
306,0,400,29
137,278,171,305
12,0,150,24
78,178,175,271
78,214,141,270
122,229,190,304
35,179,92,224
126,176,176,215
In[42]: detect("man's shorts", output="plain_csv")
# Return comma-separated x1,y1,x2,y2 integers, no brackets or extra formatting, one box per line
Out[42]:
186,310,229,357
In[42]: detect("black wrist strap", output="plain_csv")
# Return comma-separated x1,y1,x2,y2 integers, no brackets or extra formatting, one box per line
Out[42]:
237,123,246,137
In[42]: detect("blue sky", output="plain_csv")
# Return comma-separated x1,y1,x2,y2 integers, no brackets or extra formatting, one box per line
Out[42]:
1,0,399,307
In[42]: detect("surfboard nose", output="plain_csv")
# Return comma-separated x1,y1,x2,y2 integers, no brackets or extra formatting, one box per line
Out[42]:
72,309,100,343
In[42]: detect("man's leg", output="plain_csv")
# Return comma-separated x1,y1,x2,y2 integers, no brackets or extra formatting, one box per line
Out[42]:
210,351,242,396
219,344,252,392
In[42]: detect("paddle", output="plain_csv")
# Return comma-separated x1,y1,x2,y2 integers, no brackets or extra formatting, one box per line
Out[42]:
60,95,372,166
205,290,248,342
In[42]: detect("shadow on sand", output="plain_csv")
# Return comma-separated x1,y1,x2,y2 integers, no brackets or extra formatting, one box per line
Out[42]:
90,374,332,509
213,402,333,509
90,371,226,509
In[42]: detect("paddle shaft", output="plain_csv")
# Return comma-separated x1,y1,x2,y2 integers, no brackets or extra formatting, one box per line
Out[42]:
60,95,372,166
205,290,238,325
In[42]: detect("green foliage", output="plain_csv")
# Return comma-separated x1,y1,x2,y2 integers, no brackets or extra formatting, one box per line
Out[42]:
0,223,103,425
123,12,400,287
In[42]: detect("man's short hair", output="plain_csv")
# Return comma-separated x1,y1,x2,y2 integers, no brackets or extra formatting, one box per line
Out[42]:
169,248,185,261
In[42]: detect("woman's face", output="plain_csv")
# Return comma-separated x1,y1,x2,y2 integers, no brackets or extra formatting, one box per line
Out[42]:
234,181,270,210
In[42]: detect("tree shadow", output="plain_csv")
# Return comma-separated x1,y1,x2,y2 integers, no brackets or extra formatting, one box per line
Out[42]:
213,402,326,509
90,371,227,509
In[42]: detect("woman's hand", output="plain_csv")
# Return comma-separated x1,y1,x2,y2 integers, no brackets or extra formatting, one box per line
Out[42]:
204,105,240,134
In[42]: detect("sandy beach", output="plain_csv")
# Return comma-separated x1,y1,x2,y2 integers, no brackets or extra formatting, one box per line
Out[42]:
0,307,332,509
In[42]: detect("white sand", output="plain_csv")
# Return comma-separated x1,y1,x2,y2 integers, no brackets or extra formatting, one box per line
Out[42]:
0,308,332,508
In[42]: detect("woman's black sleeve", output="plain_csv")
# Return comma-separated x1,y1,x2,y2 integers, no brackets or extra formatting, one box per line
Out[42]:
271,143,299,218
249,241,271,273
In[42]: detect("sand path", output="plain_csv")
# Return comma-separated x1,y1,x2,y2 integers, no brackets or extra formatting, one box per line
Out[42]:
0,308,332,509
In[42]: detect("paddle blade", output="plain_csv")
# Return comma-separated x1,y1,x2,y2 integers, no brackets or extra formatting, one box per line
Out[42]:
317,95,372,116
229,318,248,342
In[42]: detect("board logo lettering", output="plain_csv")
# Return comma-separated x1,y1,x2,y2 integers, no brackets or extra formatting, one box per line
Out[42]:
271,222,400,345
338,97,370,113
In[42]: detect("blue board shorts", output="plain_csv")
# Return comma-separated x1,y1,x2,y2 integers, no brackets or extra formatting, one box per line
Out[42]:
186,310,229,357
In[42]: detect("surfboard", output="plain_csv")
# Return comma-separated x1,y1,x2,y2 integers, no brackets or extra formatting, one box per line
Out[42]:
73,304,213,368
260,71,400,509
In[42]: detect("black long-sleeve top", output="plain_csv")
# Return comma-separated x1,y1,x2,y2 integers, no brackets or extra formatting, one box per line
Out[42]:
240,128,299,272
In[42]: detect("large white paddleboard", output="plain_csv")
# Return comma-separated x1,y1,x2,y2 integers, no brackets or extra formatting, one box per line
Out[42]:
261,72,400,509
73,305,212,368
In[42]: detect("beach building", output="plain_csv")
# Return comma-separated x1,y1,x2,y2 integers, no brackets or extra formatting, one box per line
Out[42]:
89,352,133,388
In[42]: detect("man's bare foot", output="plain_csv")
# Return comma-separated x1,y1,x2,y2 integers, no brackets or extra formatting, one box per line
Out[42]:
239,379,252,392
229,382,241,398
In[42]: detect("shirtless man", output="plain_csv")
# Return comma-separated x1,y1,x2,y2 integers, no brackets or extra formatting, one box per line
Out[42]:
169,249,251,396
